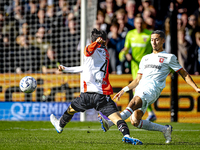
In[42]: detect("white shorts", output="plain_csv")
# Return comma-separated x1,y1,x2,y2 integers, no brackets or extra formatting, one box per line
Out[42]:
134,81,162,114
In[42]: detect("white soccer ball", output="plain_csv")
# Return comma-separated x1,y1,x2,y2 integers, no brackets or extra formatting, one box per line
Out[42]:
19,76,37,93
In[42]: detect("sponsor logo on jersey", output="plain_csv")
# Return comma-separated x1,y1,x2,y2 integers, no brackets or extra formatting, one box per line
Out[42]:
159,58,164,63
144,64,162,70
158,56,167,59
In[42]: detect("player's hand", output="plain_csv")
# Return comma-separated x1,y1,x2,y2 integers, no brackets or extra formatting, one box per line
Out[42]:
195,88,200,93
96,37,105,44
126,53,132,61
55,69,62,74
113,90,125,101
58,65,65,71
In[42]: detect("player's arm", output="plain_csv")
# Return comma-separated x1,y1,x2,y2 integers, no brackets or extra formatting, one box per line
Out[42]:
58,65,83,73
84,37,105,56
121,47,129,52
113,73,143,101
178,69,200,93
119,47,130,62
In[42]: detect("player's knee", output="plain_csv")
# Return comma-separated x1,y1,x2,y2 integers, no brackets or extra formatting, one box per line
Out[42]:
130,109,143,127
128,96,142,110
130,114,140,127
67,105,77,115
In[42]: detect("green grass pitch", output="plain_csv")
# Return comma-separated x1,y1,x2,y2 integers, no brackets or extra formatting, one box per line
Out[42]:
0,121,200,150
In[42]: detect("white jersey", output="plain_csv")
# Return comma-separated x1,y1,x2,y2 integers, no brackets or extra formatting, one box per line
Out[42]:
137,51,182,90
81,42,113,95
62,42,113,95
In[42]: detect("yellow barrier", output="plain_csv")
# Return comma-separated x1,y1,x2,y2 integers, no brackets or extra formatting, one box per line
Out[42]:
0,73,200,123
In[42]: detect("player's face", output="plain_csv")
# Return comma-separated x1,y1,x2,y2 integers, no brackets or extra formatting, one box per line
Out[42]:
134,18,143,32
151,34,165,52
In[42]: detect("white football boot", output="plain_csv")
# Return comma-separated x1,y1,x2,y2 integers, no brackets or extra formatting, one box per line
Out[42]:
163,125,173,143
50,114,63,133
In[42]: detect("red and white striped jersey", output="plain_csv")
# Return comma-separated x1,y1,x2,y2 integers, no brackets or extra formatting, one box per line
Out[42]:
80,41,113,95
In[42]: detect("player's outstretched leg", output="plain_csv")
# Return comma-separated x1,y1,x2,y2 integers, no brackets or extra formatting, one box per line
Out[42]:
122,136,143,145
163,125,173,143
50,114,63,133
98,113,109,132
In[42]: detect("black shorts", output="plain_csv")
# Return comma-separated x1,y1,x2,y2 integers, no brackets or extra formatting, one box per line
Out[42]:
71,92,119,117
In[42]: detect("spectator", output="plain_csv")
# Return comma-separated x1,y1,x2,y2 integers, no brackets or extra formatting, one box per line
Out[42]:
37,9,48,29
60,17,80,67
188,14,199,45
143,8,155,31
181,12,188,28
1,34,15,73
21,23,29,36
193,0,200,27
125,0,136,29
115,0,126,11
72,0,81,18
164,17,171,53
25,0,38,36
144,15,155,31
15,34,41,74
103,0,116,25
56,0,70,26
177,29,193,73
39,0,47,10
93,20,101,31
0,12,4,36
107,22,125,74
138,0,156,18
45,5,55,34
152,0,170,30
42,46,61,74
97,10,109,33
181,13,192,44
115,8,131,38
31,26,50,58
164,16,193,54
195,31,200,74
176,0,188,15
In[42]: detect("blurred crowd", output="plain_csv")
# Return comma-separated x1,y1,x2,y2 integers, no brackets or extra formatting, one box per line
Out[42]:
0,0,200,75
0,0,81,74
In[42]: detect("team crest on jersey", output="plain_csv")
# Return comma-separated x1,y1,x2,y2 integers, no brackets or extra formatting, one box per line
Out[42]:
159,58,164,63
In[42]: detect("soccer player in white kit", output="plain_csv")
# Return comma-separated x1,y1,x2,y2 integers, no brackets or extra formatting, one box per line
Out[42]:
50,28,143,145
98,30,200,144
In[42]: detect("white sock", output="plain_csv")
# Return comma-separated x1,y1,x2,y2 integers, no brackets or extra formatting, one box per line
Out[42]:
107,120,114,127
108,107,133,128
148,111,154,116
120,107,133,120
137,120,166,132
124,134,130,138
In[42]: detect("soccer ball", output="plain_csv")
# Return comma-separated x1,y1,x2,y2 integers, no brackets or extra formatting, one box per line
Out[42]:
19,76,37,93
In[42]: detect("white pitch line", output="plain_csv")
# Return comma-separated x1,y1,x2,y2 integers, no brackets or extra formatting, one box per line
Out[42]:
3,127,200,132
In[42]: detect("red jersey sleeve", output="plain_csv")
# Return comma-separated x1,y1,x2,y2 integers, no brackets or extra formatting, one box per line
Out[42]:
84,42,101,56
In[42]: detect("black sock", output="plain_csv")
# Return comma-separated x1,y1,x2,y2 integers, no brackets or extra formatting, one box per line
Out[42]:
59,110,73,128
117,120,130,136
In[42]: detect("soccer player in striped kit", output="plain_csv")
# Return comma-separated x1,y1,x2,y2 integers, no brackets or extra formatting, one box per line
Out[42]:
50,28,143,145
98,30,200,144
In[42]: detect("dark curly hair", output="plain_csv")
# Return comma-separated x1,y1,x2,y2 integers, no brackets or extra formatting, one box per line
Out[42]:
91,28,107,42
